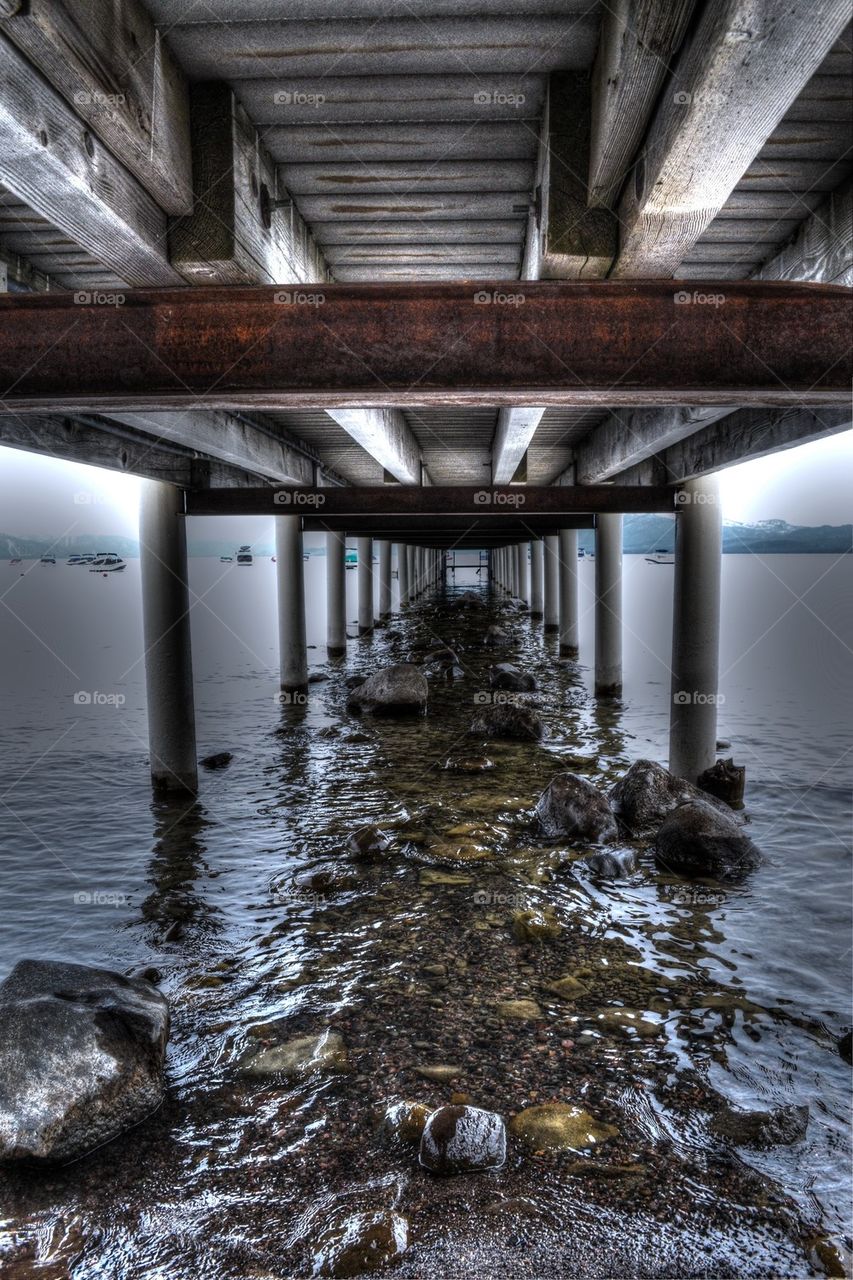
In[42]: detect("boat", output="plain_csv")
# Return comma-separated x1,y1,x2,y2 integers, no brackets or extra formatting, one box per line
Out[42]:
645,549,675,565
40,554,56,565
220,555,233,562
9,558,22,565
67,553,95,566
236,545,253,565
89,553,126,572
578,548,595,560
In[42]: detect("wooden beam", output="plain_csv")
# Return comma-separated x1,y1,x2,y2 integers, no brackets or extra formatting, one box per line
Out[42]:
589,0,697,209
0,0,192,215
0,34,181,287
0,413,269,487
612,0,851,277
624,405,851,485
184,485,674,518
1,282,848,413
105,410,314,486
574,185,853,482
325,408,422,485
492,407,545,483
529,73,618,279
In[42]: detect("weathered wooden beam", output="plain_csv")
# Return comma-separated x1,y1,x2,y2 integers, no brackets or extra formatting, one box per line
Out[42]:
528,73,618,279
612,0,851,277
105,410,314,486
492,408,545,483
573,185,853,482
589,0,697,209
325,408,422,486
0,33,181,287
0,0,192,215
1,282,848,413
623,405,851,485
0,412,269,488
184,485,674,518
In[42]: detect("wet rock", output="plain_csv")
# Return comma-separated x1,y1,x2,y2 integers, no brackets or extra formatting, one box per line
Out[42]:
414,1064,461,1084
535,773,618,843
419,646,458,666
808,1234,851,1278
512,909,562,943
548,975,587,1001
581,849,636,878
716,738,732,751
312,1210,409,1277
698,757,746,807
593,1008,661,1038
241,1029,349,1079
419,1104,506,1174
442,755,494,774
655,799,762,882
345,675,367,690
488,663,537,692
711,1102,809,1148
308,671,329,684
496,998,542,1020
0,959,169,1164
343,731,371,745
447,591,485,611
200,751,232,770
483,624,509,647
381,1100,431,1143
609,759,723,838
469,702,543,742
347,826,392,862
509,1103,619,1152
347,664,428,715
127,966,162,985
318,725,341,739
838,1030,852,1063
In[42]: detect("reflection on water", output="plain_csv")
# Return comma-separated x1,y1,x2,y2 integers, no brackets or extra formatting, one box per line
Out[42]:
0,557,850,1278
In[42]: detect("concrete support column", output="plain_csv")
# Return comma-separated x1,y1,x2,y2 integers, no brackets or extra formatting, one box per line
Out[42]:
558,528,579,655
378,539,392,618
511,544,520,598
276,515,308,692
326,530,347,656
397,543,409,606
530,539,544,618
595,514,622,696
357,536,374,634
544,535,560,631
516,543,529,606
139,481,198,794
669,477,723,783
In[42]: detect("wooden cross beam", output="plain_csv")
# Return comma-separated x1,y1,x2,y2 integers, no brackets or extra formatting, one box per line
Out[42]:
0,282,848,414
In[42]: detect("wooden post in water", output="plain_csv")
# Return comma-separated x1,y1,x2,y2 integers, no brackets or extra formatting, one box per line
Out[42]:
326,530,347,657
357,537,373,633
595,514,622,695
544,535,560,631
530,539,544,618
669,477,722,782
139,480,198,794
378,540,392,618
559,528,579,656
276,515,308,693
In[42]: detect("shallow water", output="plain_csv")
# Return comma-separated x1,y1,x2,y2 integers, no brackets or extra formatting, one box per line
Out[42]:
0,555,850,1278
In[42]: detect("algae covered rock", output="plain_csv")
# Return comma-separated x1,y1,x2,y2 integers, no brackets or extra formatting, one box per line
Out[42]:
535,773,618,843
655,799,762,882
509,1103,619,1152
241,1028,349,1079
312,1209,409,1277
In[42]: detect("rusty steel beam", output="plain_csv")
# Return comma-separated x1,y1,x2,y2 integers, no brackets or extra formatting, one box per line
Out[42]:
0,282,848,414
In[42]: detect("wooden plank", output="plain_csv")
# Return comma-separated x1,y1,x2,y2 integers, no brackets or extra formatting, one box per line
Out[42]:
752,179,852,285
324,408,422,485
323,245,520,265
266,121,535,164
316,220,525,246
170,83,329,287
0,0,192,214
529,72,617,279
612,0,851,277
589,0,696,209
0,34,181,286
185,485,675,518
298,193,531,222
281,160,534,195
164,17,599,80
492,408,545,483
145,0,600,19
234,74,544,126
0,413,271,488
1,281,848,414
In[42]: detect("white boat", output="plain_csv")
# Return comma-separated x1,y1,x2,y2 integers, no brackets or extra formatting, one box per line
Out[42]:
645,549,675,565
220,555,233,562
236,545,253,565
67,553,95,566
39,554,56,565
89,553,126,572
578,548,595,560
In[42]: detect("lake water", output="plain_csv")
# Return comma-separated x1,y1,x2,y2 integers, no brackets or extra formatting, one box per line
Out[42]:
0,551,850,1278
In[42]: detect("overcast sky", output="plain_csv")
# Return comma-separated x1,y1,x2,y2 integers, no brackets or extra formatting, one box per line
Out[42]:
0,429,850,537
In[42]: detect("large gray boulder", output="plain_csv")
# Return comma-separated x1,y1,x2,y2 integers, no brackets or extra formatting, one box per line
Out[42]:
419,1104,506,1174
535,773,618,843
0,959,169,1164
346,664,428,715
488,663,537,692
609,759,725,838
655,800,762,881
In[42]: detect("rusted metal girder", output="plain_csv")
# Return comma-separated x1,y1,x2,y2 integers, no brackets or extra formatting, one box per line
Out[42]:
0,282,848,413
